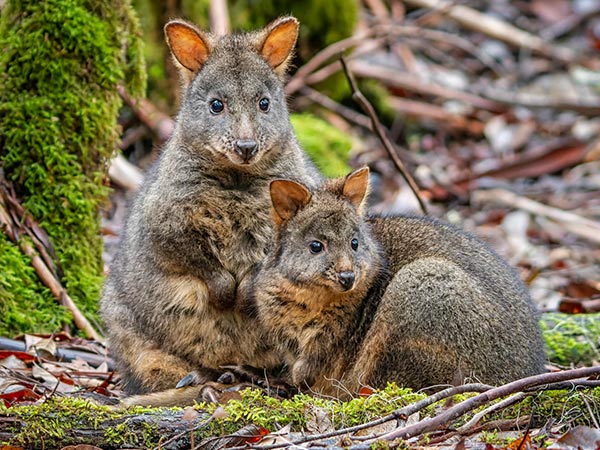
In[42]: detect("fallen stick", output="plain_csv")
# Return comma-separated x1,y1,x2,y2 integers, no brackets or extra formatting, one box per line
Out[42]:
379,366,600,442
0,337,113,369
286,23,503,96
473,85,600,116
108,152,143,191
388,96,485,135
473,188,600,245
350,60,504,112
300,87,373,130
227,384,494,450
117,85,174,143
456,392,527,434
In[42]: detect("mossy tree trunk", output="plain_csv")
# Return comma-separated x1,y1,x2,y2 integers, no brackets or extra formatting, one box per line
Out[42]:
0,0,145,336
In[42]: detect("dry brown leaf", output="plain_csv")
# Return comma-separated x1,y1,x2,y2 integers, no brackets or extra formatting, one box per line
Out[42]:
305,404,335,434
549,426,600,450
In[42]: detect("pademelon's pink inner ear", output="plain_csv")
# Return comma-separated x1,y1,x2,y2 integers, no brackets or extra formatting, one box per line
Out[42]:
260,17,299,76
164,20,211,73
342,167,370,213
270,179,311,225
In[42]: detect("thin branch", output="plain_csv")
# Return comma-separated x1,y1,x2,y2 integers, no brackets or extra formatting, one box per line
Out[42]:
117,85,174,143
339,55,428,215
299,87,373,130
349,59,504,112
227,384,492,450
456,392,527,434
387,96,485,135
379,366,600,442
286,23,505,96
0,337,112,369
286,32,375,95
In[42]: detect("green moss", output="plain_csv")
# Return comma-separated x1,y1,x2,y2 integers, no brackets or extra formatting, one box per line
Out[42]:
0,234,67,332
187,384,425,437
0,0,145,336
0,397,159,448
541,313,600,367
291,113,353,178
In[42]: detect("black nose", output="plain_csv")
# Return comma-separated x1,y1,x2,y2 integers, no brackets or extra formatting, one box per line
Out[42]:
235,139,258,162
338,271,355,290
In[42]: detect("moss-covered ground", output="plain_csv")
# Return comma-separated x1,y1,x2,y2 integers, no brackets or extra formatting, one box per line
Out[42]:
0,384,598,449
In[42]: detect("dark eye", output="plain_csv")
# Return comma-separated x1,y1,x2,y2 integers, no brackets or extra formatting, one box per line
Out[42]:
209,99,224,114
351,238,359,251
258,97,270,112
309,241,324,254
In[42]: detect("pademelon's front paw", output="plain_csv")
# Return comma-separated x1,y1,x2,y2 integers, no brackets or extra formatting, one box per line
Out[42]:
175,368,222,389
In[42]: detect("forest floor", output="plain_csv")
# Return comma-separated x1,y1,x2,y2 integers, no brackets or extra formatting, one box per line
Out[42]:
1,0,600,449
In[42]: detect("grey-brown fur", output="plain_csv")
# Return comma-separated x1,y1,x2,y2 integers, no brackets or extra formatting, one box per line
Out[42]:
247,169,546,398
101,17,321,395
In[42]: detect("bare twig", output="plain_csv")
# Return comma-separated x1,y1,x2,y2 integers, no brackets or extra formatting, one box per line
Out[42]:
228,384,493,450
471,85,600,116
286,23,503,96
379,366,600,442
582,395,600,429
388,96,485,135
153,415,214,450
339,56,428,215
299,87,373,130
0,337,112,369
456,392,527,434
117,85,174,143
349,60,504,112
364,0,390,23
286,31,375,95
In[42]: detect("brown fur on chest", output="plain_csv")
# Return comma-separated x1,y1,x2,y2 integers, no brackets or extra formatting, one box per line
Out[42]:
262,279,363,335
189,187,273,272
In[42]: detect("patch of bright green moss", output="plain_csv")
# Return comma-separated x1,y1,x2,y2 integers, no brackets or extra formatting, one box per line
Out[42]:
541,313,600,367
291,113,353,178
0,0,145,336
189,384,426,437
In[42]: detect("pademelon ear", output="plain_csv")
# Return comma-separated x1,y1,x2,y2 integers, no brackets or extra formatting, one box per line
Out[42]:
164,20,211,73
270,179,311,225
259,16,299,76
342,167,370,213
